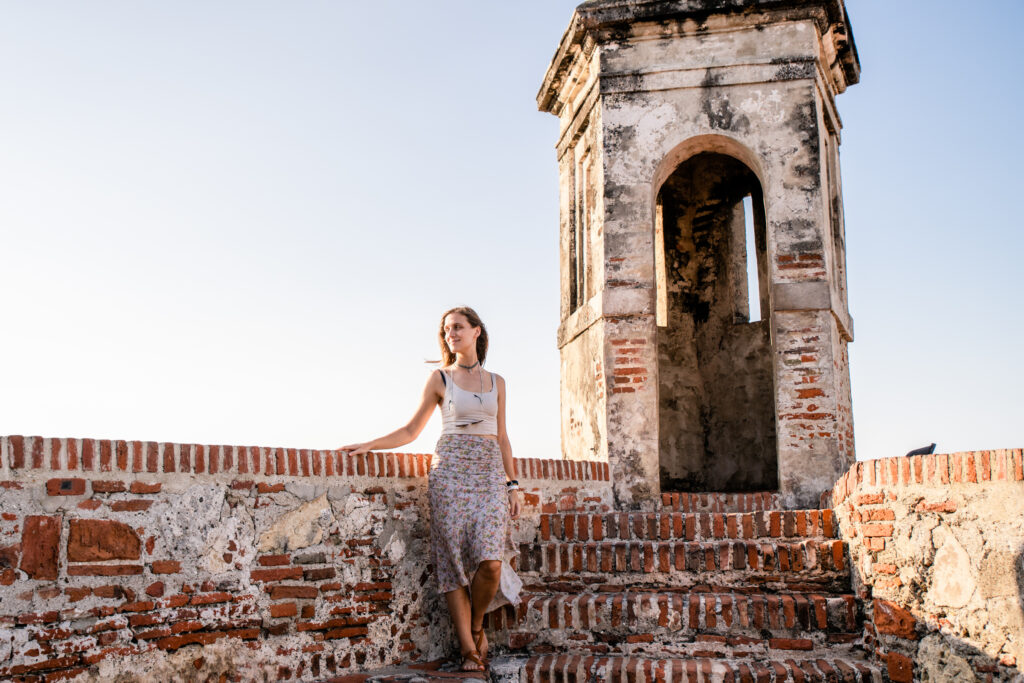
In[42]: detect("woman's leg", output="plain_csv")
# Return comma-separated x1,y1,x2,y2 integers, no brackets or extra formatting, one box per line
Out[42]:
445,586,483,670
469,559,502,658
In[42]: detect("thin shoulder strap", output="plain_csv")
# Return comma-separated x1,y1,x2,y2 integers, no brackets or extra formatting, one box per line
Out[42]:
491,372,496,392
439,368,447,387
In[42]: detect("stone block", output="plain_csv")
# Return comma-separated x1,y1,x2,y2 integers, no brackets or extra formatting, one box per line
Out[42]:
927,530,975,608
886,652,913,683
151,560,181,574
258,494,332,553
873,599,916,639
772,281,831,310
20,515,61,580
917,633,976,681
46,478,85,496
67,519,142,562
977,549,1019,599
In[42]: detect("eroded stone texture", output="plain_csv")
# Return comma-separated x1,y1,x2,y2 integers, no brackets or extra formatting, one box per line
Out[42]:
834,454,1024,678
0,435,615,681
257,493,332,553
916,633,978,683
540,0,859,508
560,321,607,464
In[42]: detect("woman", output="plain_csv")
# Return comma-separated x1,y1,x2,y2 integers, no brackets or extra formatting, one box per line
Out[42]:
341,306,523,672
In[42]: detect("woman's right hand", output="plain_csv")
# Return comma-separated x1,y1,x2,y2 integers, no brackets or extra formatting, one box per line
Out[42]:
336,373,442,459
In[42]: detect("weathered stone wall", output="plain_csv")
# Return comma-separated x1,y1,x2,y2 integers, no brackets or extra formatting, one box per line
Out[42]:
604,317,659,508
557,47,610,469
831,449,1024,682
560,320,608,465
0,435,611,682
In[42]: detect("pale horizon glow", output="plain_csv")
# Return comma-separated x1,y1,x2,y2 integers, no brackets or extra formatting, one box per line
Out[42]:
1,2,1022,464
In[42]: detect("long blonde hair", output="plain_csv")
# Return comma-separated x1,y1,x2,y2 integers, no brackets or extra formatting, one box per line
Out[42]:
437,306,488,368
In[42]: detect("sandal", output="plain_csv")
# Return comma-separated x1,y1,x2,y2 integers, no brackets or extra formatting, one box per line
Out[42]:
460,647,486,672
472,627,488,662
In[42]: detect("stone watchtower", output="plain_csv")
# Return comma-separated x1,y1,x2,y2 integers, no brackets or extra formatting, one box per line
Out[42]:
540,0,859,508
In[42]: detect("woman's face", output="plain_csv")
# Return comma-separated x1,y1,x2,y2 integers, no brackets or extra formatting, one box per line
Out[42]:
443,313,480,356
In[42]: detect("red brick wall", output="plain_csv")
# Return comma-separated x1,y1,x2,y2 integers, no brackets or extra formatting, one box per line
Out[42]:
771,308,853,508
0,435,611,681
831,449,1024,682
609,337,649,396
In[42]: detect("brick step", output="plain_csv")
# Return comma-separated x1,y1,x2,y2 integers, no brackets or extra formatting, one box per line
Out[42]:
539,509,837,543
485,590,858,647
660,492,782,513
318,660,486,682
515,653,882,682
517,539,848,592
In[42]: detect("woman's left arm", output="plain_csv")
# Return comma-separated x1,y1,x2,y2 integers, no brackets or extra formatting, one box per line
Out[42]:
496,374,523,519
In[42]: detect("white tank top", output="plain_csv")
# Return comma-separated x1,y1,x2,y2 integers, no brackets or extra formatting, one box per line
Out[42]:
440,369,499,436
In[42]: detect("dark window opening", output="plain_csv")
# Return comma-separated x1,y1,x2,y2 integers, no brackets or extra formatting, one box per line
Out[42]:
656,152,777,493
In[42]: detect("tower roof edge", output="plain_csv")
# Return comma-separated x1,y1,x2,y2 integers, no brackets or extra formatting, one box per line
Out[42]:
538,0,860,114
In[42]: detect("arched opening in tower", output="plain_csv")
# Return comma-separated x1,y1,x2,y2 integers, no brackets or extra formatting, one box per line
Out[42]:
655,152,778,493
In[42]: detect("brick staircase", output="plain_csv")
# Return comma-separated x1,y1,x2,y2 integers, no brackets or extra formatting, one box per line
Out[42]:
485,493,883,682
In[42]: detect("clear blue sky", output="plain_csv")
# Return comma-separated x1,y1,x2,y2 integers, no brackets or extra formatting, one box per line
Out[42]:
1,1,1021,462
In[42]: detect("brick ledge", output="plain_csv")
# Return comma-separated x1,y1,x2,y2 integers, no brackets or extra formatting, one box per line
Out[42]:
1,435,609,483
831,448,1023,506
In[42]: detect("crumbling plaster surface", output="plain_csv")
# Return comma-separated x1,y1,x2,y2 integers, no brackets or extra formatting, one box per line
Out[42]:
558,79,608,468
0,436,613,681
832,451,1024,681
0,474,443,680
560,320,608,464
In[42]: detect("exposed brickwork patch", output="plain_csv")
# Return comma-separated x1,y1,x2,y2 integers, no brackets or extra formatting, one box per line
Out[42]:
20,515,61,580
68,519,142,562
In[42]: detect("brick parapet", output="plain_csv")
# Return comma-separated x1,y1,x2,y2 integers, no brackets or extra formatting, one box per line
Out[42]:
0,434,612,681
1,435,610,484
829,449,1024,507
830,449,1024,682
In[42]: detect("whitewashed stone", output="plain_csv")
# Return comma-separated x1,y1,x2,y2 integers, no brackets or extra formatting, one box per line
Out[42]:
257,493,332,553
928,529,975,608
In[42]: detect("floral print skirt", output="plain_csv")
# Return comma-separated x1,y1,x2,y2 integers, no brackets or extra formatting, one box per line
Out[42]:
428,434,521,609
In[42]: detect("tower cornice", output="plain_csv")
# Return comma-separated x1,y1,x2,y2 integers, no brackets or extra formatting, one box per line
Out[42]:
538,0,859,114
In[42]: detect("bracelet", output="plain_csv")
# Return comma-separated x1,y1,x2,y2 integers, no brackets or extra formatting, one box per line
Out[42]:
506,485,520,493
505,479,519,488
